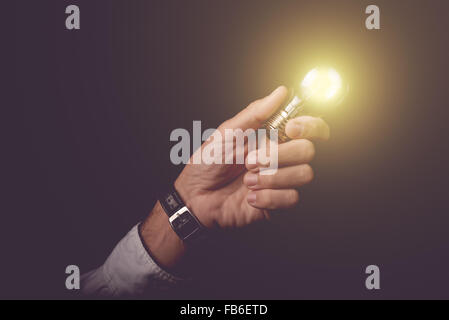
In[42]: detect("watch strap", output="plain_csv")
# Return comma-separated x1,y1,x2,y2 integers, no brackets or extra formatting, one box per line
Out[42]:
158,187,205,242
159,188,185,218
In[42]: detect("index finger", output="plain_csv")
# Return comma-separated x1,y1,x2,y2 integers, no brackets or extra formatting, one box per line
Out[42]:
220,86,289,131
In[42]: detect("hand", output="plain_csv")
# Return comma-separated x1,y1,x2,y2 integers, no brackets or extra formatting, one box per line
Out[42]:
141,86,330,270
175,86,330,228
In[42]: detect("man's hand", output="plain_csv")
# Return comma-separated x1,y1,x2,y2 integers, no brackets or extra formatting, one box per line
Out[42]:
140,86,330,270
175,86,330,228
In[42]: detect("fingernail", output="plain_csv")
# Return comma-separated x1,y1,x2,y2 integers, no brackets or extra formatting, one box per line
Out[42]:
247,151,257,165
244,173,258,187
289,123,304,137
247,192,257,205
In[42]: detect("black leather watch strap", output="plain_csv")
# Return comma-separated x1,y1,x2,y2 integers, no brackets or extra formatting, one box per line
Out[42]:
158,187,205,242
159,188,186,218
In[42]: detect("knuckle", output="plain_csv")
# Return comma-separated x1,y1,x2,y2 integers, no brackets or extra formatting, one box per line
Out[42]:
263,173,276,187
248,99,261,113
249,99,262,108
262,191,273,208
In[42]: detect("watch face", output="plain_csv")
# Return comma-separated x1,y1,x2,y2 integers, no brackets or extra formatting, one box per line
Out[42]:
171,210,200,239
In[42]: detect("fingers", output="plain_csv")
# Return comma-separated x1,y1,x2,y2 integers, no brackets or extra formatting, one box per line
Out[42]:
246,189,299,210
285,115,330,141
221,86,288,131
246,139,315,170
277,139,315,167
243,164,313,190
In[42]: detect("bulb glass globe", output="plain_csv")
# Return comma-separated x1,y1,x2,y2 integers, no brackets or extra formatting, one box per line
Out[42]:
263,66,348,142
300,67,343,103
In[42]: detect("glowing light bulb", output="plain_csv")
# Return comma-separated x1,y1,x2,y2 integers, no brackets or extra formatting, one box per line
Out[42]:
301,67,342,101
263,67,348,142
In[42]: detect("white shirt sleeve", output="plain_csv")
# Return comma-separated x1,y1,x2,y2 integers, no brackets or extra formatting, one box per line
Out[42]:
81,224,183,297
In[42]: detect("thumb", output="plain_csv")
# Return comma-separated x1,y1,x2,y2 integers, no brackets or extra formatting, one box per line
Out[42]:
221,86,288,131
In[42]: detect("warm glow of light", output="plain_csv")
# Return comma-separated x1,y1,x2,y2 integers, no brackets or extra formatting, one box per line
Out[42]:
301,67,342,102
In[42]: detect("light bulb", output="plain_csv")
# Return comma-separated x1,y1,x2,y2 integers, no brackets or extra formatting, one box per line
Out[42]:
263,67,348,142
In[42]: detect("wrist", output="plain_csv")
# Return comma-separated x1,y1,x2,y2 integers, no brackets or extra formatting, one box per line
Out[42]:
140,201,186,271
174,177,212,227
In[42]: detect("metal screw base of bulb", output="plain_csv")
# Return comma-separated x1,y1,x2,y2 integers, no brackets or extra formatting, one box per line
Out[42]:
263,110,291,143
262,94,304,143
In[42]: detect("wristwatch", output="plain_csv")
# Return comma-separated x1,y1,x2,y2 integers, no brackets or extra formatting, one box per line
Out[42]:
159,187,205,242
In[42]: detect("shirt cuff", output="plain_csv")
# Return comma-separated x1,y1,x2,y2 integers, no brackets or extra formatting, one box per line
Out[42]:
82,224,183,297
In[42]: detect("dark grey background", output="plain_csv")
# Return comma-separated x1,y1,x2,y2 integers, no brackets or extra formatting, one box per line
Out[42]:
5,0,449,298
